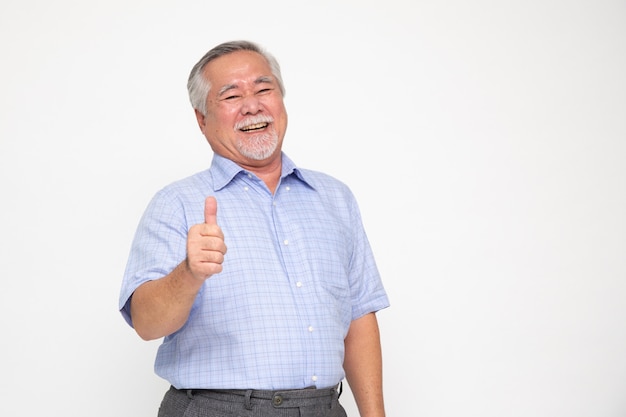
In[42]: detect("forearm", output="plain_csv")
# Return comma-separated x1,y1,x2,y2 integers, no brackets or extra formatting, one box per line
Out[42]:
343,312,386,417
130,260,204,340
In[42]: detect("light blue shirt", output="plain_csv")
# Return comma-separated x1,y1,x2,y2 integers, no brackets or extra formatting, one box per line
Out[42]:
119,153,389,390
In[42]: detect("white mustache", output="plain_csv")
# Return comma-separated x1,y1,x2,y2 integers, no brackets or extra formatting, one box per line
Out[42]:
234,115,274,131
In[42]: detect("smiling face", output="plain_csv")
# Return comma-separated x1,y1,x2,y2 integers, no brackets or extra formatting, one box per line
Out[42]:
195,50,288,169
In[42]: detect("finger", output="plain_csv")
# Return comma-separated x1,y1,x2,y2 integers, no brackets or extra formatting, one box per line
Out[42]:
204,196,218,225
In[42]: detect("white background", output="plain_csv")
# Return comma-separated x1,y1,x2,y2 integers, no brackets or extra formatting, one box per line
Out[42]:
1,1,625,416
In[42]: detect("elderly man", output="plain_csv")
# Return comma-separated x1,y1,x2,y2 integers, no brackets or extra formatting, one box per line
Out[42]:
119,40,389,417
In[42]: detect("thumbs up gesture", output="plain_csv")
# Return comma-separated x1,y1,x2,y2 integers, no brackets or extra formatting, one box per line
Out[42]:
186,196,227,281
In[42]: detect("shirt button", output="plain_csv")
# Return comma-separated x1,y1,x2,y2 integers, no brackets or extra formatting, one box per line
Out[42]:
285,186,290,191
283,239,289,245
312,375,318,382
308,326,314,332
296,281,302,288
244,186,249,191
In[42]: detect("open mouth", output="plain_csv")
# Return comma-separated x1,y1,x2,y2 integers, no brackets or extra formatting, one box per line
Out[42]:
240,122,269,132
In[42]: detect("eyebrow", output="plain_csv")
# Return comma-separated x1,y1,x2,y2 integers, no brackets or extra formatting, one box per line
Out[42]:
255,75,274,85
217,76,275,97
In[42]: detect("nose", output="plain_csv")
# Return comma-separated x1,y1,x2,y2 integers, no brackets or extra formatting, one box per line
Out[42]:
240,94,261,115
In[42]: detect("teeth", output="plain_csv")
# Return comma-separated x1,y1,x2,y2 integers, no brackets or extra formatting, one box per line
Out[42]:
241,122,268,131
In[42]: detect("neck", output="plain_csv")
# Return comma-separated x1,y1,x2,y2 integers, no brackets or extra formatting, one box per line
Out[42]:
240,156,282,194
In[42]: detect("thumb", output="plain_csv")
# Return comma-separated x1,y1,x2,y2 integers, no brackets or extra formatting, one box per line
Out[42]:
204,196,218,225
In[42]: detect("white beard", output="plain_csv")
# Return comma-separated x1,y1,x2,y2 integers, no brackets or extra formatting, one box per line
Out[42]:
236,130,279,160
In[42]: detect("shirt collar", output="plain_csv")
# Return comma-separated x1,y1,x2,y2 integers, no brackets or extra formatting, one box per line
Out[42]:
209,152,315,191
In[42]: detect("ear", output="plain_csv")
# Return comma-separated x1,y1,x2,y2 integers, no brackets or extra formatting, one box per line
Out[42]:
194,109,206,132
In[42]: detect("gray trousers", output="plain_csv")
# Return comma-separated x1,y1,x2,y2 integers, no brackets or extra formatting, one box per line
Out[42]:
157,385,348,417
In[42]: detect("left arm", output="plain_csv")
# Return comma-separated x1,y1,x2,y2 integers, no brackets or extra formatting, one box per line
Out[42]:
343,312,386,417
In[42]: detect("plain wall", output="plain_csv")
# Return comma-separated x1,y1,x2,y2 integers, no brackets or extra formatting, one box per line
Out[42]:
1,1,625,416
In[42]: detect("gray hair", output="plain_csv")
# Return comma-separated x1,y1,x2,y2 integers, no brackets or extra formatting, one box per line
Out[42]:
187,40,285,116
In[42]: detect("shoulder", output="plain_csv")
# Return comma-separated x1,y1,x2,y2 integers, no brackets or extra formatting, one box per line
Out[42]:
283,153,351,197
294,168,360,215
153,169,214,200
143,169,214,221
296,168,353,196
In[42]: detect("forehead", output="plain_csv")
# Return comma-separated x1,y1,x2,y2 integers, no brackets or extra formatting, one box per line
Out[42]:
203,50,273,87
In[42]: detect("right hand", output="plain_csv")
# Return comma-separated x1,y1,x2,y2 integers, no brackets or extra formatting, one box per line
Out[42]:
185,196,227,281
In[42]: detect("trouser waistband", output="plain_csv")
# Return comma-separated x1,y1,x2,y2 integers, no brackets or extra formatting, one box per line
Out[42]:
179,383,341,409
